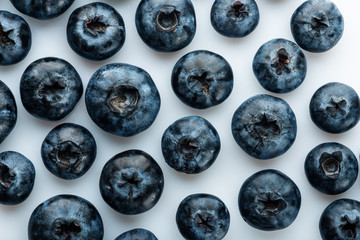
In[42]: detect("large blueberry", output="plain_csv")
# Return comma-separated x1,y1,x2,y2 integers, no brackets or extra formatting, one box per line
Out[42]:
28,194,104,240
67,2,126,61
85,63,160,137
99,150,164,215
161,116,220,174
0,80,17,144
310,82,360,134
253,38,307,93
0,151,35,205
20,57,83,121
290,0,344,53
0,10,31,65
41,123,97,180
115,228,158,240
176,193,230,240
135,0,196,52
171,50,233,109
210,0,259,38
231,94,297,159
10,0,74,20
239,169,301,231
319,198,360,239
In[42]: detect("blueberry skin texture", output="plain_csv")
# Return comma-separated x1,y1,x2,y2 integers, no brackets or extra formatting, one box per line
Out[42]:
253,38,307,93
239,169,301,231
290,0,344,53
115,228,158,240
310,82,360,134
305,142,358,195
0,151,35,205
135,0,196,52
28,194,104,240
176,193,230,240
172,50,233,109
161,116,221,174
319,199,360,240
41,123,97,180
0,80,17,144
211,0,259,38
99,150,164,215
231,94,297,159
67,2,126,61
86,63,160,137
0,11,31,65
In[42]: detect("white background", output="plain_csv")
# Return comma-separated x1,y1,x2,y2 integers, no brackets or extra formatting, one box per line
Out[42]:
1,0,360,239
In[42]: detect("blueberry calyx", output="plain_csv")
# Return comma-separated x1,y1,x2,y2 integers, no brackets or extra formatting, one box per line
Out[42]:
187,71,213,96
52,218,81,239
112,168,144,199
326,98,347,119
340,215,360,238
84,16,109,37
248,113,281,140
0,162,15,191
271,48,292,75
195,211,216,232
310,11,330,37
0,24,15,47
49,141,82,167
318,151,342,179
38,79,67,104
154,6,181,33
255,192,287,216
227,1,249,19
177,137,201,159
107,85,140,116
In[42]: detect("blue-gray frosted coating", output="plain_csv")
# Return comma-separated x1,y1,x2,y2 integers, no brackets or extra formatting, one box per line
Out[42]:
310,82,360,134
85,63,160,137
135,0,196,52
211,0,259,38
291,0,344,53
28,194,104,240
0,11,31,65
161,116,220,174
0,151,35,205
231,94,297,159
115,228,158,240
305,142,358,195
239,169,301,231
0,80,17,144
253,38,307,93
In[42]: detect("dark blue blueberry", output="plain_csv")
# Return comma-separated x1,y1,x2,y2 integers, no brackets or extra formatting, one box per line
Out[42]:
10,0,74,20
99,150,164,215
0,10,31,65
171,50,233,109
41,123,97,180
20,57,83,121
0,80,17,144
319,198,360,239
305,142,358,195
239,169,301,231
0,151,35,205
85,63,160,137
115,228,158,240
67,2,126,61
310,82,360,134
210,0,259,38
161,116,220,174
231,94,297,159
253,38,307,93
176,193,230,240
28,194,104,240
135,0,196,52
290,0,344,53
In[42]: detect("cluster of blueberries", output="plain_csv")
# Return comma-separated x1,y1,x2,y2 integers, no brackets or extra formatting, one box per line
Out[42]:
0,0,358,239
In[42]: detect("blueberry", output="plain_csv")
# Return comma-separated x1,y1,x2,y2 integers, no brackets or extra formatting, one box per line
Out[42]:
0,80,17,144
290,0,344,53
0,10,31,65
28,194,104,240
309,82,360,134
319,198,360,239
10,0,74,20
67,2,126,61
85,63,160,137
176,193,230,240
210,0,259,38
161,116,221,174
171,50,233,109
135,0,196,52
0,151,35,205
99,150,164,215
252,38,307,93
41,123,97,180
115,228,158,240
305,142,358,195
231,94,297,159
239,169,301,231
19,57,83,121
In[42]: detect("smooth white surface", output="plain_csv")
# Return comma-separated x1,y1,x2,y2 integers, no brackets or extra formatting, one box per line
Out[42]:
0,0,360,239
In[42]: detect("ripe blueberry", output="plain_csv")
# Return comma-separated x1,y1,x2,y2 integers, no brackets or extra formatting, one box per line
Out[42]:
0,80,17,144
115,228,158,240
